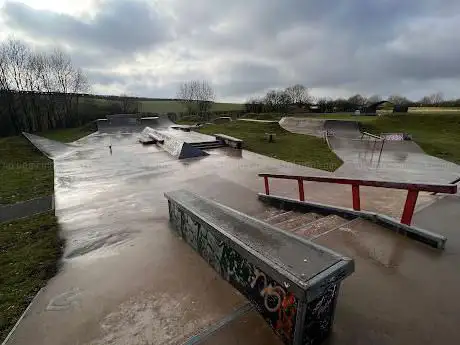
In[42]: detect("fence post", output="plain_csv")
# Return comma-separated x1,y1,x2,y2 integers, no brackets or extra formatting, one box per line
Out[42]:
264,176,270,195
352,185,361,210
298,179,305,201
401,190,419,225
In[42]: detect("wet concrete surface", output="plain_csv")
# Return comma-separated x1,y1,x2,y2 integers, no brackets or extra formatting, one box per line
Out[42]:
281,118,460,184
9,128,460,345
7,131,322,345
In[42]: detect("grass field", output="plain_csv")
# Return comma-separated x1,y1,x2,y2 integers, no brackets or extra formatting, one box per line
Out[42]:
140,100,243,113
0,137,53,205
0,127,95,205
0,212,62,342
198,121,342,171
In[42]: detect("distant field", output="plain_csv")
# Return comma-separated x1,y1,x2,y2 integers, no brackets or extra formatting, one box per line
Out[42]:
140,100,243,113
408,107,460,114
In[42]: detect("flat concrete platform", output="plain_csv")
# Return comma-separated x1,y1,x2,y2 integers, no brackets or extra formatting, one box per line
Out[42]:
8,129,460,345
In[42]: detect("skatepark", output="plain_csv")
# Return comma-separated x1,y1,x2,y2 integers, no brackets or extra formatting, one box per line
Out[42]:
5,114,460,345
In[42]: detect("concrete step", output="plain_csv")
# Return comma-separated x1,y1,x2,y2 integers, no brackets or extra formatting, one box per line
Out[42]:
293,214,351,239
252,207,287,220
263,211,295,224
192,144,226,150
274,212,323,231
190,140,222,147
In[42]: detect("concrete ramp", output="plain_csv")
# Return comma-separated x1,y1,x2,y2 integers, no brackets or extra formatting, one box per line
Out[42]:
141,127,209,159
22,132,75,159
279,117,325,137
324,120,361,138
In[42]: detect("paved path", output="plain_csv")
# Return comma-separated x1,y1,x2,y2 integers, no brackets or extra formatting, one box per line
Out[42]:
0,196,53,223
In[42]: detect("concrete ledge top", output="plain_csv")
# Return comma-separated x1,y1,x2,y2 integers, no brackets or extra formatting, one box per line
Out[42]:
165,189,352,287
214,133,243,142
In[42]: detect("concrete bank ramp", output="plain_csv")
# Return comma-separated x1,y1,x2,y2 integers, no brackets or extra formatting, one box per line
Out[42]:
279,117,325,137
22,132,75,159
141,127,209,159
322,119,460,183
324,119,361,138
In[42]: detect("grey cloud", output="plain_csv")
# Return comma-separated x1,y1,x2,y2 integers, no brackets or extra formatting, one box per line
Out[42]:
2,0,460,100
2,0,170,53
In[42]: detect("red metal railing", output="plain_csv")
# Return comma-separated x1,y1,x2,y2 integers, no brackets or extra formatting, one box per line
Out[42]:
259,173,458,226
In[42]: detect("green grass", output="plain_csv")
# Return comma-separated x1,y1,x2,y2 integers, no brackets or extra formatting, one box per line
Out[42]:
0,136,54,205
38,126,95,143
198,121,342,171
0,126,95,204
0,212,63,342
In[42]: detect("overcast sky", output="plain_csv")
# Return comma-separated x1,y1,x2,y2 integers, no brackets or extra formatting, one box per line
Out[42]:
1,0,460,102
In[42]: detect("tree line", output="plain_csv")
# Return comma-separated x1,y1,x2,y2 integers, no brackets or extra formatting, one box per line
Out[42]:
0,39,90,136
244,87,460,114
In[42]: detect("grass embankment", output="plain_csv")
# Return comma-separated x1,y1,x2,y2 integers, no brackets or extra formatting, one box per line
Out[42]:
0,126,93,342
0,212,62,342
0,127,94,205
38,126,95,143
0,137,53,205
198,121,342,171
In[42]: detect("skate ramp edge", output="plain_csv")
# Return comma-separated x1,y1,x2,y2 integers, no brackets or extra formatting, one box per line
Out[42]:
22,132,74,159
141,127,208,159
165,189,353,345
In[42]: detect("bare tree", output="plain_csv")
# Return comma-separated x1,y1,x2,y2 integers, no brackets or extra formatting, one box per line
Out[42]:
0,38,90,134
119,94,139,113
348,94,367,107
419,93,444,106
177,80,215,119
195,80,215,118
286,84,311,107
177,80,198,115
264,89,291,113
388,94,411,105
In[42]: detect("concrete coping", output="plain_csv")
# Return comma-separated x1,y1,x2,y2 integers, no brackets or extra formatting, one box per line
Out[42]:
214,133,243,142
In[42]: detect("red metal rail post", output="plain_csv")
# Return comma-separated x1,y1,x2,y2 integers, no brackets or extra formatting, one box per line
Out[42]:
264,176,270,195
298,179,305,201
352,184,361,210
400,190,419,225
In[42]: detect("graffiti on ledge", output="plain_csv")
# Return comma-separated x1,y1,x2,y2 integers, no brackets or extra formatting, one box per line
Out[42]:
169,201,298,344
